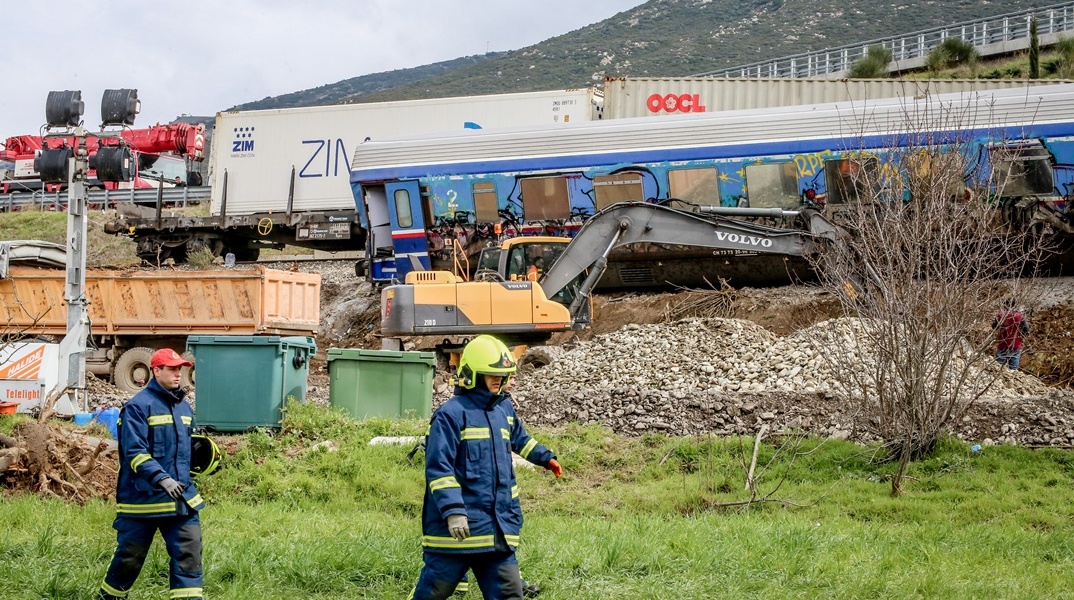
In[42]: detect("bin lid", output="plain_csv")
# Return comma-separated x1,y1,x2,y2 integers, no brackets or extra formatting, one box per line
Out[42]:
327,348,436,365
187,336,286,345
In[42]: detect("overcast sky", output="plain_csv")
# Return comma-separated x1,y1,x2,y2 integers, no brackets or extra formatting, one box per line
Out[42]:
0,0,642,140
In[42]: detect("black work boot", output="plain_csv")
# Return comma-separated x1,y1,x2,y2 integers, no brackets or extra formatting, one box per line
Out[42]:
522,581,541,597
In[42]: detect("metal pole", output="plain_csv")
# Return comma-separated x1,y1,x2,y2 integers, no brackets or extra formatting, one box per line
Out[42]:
56,127,90,413
220,169,228,222
286,166,296,219
155,179,164,230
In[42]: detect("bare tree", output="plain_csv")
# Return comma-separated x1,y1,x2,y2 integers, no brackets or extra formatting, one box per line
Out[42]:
808,92,1051,494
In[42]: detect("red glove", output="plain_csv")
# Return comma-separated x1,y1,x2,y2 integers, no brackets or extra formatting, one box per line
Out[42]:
546,459,562,478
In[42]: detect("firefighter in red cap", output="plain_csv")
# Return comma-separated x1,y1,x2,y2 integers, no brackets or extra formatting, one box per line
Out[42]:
99,348,205,600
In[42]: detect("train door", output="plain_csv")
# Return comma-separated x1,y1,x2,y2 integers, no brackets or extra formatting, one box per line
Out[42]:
362,184,397,281
385,180,431,280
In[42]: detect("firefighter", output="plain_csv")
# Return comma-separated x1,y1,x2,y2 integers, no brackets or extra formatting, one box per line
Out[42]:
410,335,562,600
99,348,205,600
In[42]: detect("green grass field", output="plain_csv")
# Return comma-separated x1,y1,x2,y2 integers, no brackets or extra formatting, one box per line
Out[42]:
1,404,1072,599
0,209,139,267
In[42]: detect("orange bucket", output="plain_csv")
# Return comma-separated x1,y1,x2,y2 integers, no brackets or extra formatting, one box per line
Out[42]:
0,401,19,415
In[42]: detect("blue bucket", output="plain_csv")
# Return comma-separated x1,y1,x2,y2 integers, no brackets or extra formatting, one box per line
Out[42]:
73,413,94,427
93,407,120,439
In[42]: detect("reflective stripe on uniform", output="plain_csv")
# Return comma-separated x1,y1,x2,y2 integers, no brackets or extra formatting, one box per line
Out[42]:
429,476,460,492
519,439,538,459
460,427,490,440
116,502,176,515
130,453,152,471
180,416,192,425
170,588,203,598
500,428,510,440
511,484,519,498
422,534,496,549
504,534,520,546
147,415,174,426
101,581,128,597
507,415,515,426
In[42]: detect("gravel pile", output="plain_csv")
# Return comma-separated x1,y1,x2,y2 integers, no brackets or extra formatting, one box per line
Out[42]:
488,317,1074,446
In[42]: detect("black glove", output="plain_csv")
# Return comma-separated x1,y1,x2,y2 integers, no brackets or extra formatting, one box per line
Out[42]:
159,477,184,499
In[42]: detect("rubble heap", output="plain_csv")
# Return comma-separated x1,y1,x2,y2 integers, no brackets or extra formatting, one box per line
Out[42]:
499,318,1073,446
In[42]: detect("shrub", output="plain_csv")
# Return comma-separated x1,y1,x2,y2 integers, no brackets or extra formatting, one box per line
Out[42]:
848,45,893,78
186,247,217,270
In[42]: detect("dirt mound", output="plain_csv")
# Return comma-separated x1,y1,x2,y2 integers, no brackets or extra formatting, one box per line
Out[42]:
1,420,117,504
1022,301,1074,386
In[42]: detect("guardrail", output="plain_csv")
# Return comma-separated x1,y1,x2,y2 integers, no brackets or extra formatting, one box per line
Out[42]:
695,2,1074,78
0,186,211,211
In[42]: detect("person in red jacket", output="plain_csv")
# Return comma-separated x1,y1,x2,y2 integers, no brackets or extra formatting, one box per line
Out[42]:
993,299,1030,370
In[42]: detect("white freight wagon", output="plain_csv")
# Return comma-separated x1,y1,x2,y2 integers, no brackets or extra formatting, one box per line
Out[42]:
209,89,602,215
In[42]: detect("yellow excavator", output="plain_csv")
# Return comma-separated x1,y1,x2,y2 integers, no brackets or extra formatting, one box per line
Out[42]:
379,201,841,355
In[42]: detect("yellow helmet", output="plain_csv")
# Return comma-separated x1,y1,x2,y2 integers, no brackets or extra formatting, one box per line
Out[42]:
457,335,517,390
190,433,222,477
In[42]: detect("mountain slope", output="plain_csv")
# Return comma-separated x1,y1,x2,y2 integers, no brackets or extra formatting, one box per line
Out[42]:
231,0,1029,111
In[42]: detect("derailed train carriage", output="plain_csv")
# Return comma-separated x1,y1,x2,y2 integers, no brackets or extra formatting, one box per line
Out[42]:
349,84,1074,289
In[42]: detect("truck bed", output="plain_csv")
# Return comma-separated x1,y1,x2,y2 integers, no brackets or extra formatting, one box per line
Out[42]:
0,265,320,337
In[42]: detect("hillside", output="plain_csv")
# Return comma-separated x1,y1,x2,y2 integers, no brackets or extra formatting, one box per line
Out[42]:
230,0,1031,111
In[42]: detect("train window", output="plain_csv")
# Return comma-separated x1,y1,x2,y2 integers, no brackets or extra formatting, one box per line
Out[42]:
904,151,966,199
520,176,571,220
668,168,720,206
744,162,799,208
824,157,880,204
594,172,644,210
394,188,413,228
991,145,1053,197
473,181,499,224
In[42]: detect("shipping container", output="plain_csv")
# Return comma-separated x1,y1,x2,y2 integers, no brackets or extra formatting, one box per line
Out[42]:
209,88,602,216
602,77,1073,119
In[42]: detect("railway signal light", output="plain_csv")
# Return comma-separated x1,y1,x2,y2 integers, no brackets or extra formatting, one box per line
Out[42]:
45,90,84,128
35,147,75,183
101,89,140,126
89,145,134,182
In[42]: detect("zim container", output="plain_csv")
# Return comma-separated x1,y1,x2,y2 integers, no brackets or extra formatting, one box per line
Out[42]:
327,349,436,420
187,336,317,432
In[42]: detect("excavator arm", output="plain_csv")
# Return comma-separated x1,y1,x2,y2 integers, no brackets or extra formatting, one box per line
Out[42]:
539,202,839,317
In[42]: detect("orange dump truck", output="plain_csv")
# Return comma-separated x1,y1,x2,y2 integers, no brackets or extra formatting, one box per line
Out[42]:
0,265,320,393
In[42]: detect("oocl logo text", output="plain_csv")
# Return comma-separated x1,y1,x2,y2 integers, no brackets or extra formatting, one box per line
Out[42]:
646,93,707,114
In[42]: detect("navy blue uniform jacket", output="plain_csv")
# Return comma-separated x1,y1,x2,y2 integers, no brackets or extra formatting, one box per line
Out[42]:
115,377,204,517
422,386,555,553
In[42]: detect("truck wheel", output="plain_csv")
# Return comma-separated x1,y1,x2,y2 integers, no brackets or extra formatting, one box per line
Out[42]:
180,351,195,390
113,347,155,393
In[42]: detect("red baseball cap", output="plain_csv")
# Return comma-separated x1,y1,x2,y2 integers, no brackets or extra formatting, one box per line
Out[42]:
150,348,193,368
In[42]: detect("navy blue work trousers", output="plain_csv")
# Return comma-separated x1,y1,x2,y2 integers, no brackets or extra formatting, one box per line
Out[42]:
410,550,523,600
100,513,203,599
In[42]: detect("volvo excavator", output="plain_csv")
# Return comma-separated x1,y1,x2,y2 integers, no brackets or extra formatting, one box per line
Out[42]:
380,201,842,354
